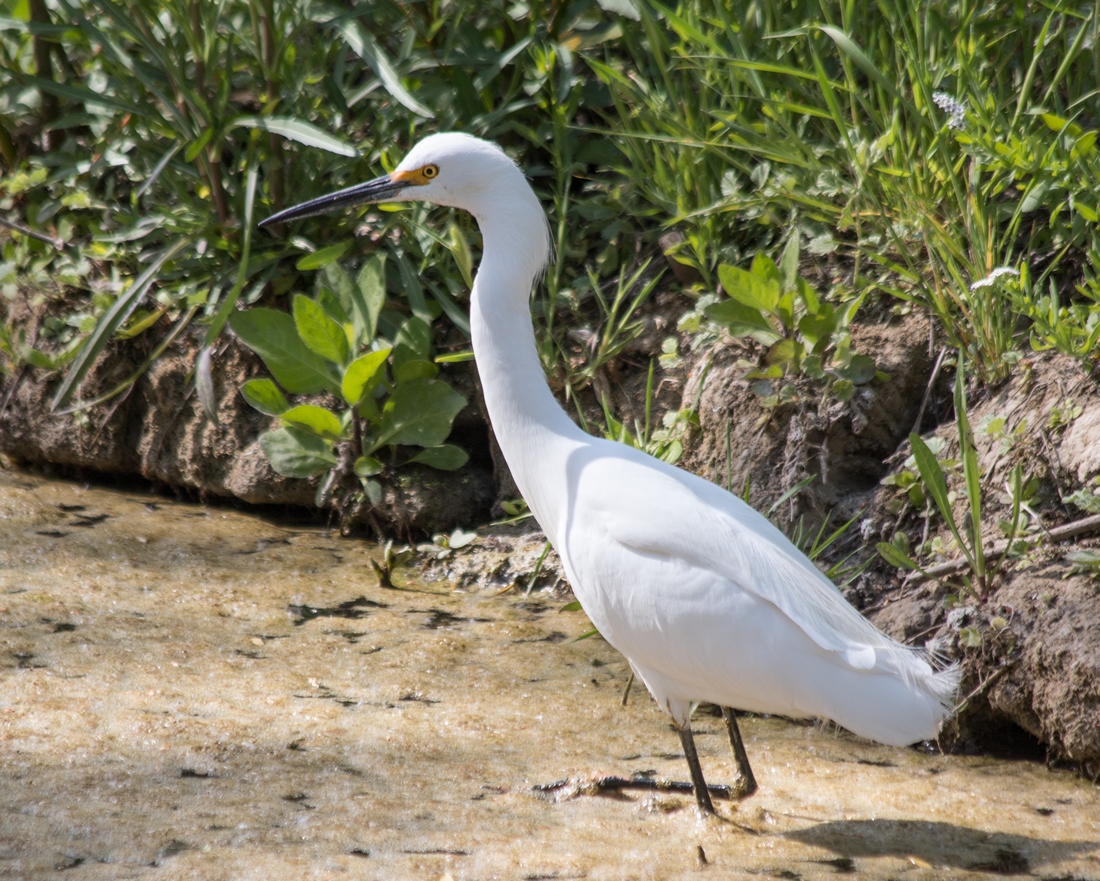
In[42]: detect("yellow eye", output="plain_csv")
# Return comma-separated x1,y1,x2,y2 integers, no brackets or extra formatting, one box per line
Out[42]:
422,164,439,179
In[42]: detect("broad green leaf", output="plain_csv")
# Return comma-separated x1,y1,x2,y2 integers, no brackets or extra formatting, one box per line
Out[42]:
297,242,350,271
393,316,432,369
798,308,836,348
559,601,583,612
751,253,781,287
1040,113,1083,138
281,404,346,440
322,262,358,322
241,378,288,416
293,294,349,365
316,287,350,326
336,20,434,118
836,354,877,385
394,359,439,382
352,256,387,347
229,308,341,396
779,232,800,292
910,432,974,570
354,455,383,477
876,541,918,571
797,277,820,314
1072,131,1097,160
231,115,359,157
718,263,780,314
342,348,391,406
260,427,336,478
766,337,802,370
408,443,469,470
704,298,780,345
1021,178,1052,213
374,378,466,449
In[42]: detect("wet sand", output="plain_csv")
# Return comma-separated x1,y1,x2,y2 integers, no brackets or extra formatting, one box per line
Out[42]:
1,470,1098,880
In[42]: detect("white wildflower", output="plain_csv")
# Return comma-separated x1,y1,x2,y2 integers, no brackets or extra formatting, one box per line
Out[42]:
932,92,966,130
969,266,1020,291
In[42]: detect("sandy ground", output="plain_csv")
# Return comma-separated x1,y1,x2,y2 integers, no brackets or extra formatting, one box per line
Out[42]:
1,469,1099,880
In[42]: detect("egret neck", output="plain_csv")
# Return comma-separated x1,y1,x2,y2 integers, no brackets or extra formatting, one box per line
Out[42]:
468,186,581,545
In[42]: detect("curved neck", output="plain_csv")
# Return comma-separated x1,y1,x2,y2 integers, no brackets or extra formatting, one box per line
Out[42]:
469,206,586,532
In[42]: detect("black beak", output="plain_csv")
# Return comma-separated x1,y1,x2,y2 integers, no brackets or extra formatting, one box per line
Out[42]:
259,173,406,228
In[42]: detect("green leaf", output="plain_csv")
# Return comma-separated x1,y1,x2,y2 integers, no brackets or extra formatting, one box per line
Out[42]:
718,263,780,314
184,127,214,163
53,238,188,411
393,316,432,369
797,307,836,348
1021,178,1052,213
342,347,391,406
336,20,434,118
910,432,974,571
241,378,289,415
836,354,876,385
704,298,780,345
229,308,341,396
230,115,359,157
352,256,387,348
293,294,350,365
260,427,336,478
559,601,583,612
296,242,350,271
281,404,346,440
408,443,468,470
1040,112,1083,137
955,353,985,580
767,337,802,370
779,232,800,292
876,541,918,570
316,287,350,326
394,359,439,382
354,455,383,477
447,221,474,288
374,378,466,449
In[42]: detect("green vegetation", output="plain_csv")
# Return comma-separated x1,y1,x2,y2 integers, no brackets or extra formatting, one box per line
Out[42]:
230,252,468,508
2,0,1099,561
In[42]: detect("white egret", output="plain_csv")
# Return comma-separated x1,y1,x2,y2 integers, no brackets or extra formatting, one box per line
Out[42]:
261,133,959,814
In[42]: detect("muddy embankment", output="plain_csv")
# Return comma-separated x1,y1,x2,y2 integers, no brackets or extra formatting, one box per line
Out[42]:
2,290,1100,771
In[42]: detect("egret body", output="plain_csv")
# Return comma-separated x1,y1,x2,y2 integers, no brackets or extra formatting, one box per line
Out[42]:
262,132,958,813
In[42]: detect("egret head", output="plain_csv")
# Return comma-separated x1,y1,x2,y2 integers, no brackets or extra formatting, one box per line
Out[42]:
260,132,526,227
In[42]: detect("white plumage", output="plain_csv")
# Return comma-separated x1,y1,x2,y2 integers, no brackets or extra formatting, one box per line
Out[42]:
263,131,959,811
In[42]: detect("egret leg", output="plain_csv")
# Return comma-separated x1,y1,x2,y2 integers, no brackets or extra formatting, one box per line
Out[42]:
675,723,715,814
720,706,758,798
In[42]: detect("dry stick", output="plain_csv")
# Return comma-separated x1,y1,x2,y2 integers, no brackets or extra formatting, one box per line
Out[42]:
911,345,948,437
906,513,1100,584
0,216,63,249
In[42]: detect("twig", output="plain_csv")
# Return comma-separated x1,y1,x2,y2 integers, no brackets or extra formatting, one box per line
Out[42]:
911,346,948,437
955,662,1015,714
534,775,734,801
906,513,1100,584
0,216,63,249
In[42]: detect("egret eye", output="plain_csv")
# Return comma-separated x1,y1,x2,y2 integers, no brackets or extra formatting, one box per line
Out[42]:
422,164,439,179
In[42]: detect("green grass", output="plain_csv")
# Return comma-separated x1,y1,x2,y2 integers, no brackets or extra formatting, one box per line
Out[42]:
1,0,1098,422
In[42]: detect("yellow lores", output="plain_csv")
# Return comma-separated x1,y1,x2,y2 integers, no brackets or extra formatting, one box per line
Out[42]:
391,164,439,186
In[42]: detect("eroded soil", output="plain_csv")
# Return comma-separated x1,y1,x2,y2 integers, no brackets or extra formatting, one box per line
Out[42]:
2,471,1099,880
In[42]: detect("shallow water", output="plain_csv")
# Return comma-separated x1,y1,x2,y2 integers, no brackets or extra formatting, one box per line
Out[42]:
0,470,1098,881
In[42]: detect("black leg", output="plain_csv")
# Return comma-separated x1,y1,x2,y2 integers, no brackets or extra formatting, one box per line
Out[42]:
720,706,758,798
676,723,715,814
